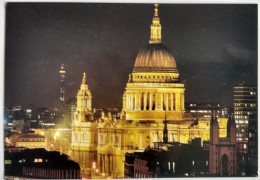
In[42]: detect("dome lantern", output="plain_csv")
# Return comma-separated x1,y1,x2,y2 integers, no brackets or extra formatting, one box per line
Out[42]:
149,3,162,44
133,4,177,73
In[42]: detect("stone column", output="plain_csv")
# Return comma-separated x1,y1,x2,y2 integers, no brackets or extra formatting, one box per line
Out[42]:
129,93,131,110
181,93,185,110
110,155,113,175
102,155,105,173
126,93,129,110
160,92,163,110
134,93,137,110
135,92,141,110
155,92,159,110
170,93,174,111
105,155,108,174
123,132,126,149
175,92,180,110
143,92,147,110
149,92,153,110
166,93,169,110
98,154,101,172
130,93,133,110
138,92,141,110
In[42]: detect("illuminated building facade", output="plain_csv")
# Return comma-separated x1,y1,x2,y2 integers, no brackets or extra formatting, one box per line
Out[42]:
71,4,228,178
233,82,257,153
71,73,98,177
6,132,46,149
186,103,229,118
59,64,66,105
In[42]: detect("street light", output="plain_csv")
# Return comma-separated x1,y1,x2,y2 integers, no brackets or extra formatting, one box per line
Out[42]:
55,131,60,137
92,162,96,177
92,162,96,169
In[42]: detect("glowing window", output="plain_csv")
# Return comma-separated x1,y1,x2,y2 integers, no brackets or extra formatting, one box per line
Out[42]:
34,158,43,163
4,160,11,164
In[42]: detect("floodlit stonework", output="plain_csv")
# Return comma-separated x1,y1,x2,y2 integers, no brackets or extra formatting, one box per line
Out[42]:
71,4,228,178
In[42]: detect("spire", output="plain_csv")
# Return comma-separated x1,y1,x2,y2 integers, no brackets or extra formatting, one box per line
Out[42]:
154,3,159,16
210,107,219,144
227,109,236,142
81,72,86,85
227,111,231,138
210,108,214,123
163,110,168,143
149,3,162,44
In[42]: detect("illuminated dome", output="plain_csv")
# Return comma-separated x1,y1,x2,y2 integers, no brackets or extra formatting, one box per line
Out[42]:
133,43,177,72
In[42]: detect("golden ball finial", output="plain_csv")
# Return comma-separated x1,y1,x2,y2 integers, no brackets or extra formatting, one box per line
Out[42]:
154,3,159,16
82,72,86,85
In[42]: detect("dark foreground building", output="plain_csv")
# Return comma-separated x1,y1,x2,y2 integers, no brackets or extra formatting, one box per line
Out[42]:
125,139,209,178
5,148,81,179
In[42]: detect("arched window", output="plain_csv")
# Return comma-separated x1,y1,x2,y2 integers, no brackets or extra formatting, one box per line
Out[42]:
221,154,228,175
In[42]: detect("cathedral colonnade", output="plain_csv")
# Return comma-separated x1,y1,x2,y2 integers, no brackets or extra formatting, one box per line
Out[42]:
124,91,184,111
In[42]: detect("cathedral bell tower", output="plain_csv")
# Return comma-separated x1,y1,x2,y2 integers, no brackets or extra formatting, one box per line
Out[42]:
71,73,98,177
74,72,93,124
209,110,237,176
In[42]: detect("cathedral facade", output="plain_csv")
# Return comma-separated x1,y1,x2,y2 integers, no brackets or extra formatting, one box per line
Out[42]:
71,4,228,178
209,112,237,175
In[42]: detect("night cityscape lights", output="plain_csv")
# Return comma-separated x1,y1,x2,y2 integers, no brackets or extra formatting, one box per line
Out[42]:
4,3,257,179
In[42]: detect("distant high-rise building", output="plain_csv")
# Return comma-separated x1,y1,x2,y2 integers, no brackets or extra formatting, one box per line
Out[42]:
185,103,229,118
233,82,257,153
59,64,66,105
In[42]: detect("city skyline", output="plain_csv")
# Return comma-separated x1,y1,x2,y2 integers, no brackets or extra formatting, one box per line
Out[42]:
5,3,257,109
4,3,258,178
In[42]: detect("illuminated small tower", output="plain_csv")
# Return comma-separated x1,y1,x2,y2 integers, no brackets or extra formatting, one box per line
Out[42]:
149,3,162,44
209,110,237,175
59,64,66,105
163,111,168,143
71,73,97,177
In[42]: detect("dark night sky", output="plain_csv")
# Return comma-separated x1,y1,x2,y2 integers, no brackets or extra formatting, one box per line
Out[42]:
5,3,257,109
